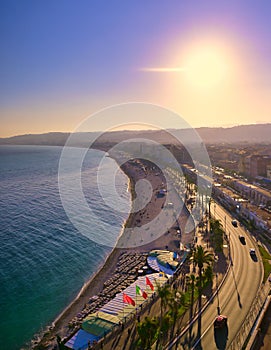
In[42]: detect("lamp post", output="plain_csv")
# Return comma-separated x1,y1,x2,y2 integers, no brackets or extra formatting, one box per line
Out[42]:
229,230,233,266
216,272,220,315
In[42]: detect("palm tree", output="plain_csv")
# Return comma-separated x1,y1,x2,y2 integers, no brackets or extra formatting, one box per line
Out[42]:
160,312,172,344
168,289,186,340
184,174,191,190
187,274,197,346
210,218,222,232
188,274,196,317
192,245,213,345
155,283,171,349
210,218,224,252
193,245,213,292
208,197,213,219
156,283,171,321
137,316,159,349
184,173,194,199
204,265,213,287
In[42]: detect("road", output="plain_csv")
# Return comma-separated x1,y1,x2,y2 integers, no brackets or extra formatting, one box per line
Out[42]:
170,202,263,350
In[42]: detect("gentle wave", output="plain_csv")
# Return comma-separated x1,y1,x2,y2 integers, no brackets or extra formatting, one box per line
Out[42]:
0,145,131,350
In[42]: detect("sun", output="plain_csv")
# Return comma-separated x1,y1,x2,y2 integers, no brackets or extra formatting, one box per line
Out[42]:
184,48,228,88
140,43,232,89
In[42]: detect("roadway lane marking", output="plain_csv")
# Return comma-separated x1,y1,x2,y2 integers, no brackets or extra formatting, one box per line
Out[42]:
190,322,214,349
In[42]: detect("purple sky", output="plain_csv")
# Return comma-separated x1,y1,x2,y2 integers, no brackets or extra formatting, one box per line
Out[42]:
1,0,271,136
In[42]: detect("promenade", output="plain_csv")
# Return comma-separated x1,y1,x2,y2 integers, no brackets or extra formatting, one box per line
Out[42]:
33,158,193,350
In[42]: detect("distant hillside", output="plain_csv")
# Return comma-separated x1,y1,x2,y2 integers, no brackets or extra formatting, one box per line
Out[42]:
0,124,271,146
0,132,70,146
196,124,271,143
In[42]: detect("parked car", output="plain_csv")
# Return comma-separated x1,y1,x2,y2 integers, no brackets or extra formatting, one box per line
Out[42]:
214,315,227,328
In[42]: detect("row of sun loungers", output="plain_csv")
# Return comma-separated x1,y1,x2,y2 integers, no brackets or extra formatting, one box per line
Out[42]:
99,273,167,318
66,273,168,349
66,252,149,335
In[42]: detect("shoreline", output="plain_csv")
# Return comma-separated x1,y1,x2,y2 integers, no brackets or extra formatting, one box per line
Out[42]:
51,248,122,328
52,155,134,328
33,155,191,349
32,155,133,348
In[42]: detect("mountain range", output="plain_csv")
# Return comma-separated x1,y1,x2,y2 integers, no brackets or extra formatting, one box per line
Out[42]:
0,124,270,146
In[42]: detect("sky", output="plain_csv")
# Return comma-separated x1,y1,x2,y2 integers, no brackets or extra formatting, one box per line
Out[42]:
1,0,271,137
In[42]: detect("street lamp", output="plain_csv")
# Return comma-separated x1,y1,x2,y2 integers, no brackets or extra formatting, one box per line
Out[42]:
216,273,220,315
228,230,233,266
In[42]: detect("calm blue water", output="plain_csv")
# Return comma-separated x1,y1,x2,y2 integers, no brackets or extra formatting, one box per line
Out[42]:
0,145,130,350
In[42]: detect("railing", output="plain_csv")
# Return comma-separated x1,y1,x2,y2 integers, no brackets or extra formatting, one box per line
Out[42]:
228,278,270,350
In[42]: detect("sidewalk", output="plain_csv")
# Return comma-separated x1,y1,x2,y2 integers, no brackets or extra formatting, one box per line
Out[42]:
248,295,271,350
194,215,230,288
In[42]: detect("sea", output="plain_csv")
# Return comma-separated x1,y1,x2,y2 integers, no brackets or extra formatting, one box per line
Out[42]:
0,145,131,350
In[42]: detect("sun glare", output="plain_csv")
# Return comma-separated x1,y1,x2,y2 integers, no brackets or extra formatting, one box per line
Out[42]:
184,48,228,88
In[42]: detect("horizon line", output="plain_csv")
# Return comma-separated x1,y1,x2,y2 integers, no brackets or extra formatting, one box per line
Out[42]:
1,122,271,139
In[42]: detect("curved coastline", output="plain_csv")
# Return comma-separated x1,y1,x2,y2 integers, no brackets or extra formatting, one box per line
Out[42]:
32,155,192,349
31,156,132,349
51,154,134,328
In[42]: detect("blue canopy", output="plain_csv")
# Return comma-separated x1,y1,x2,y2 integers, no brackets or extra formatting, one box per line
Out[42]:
65,329,100,350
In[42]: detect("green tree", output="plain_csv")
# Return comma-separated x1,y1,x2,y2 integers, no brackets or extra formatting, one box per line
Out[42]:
184,174,193,192
210,218,224,252
155,283,171,349
193,245,213,293
168,289,186,339
56,335,66,350
187,274,196,346
203,265,213,287
156,283,171,321
137,316,159,349
210,218,222,232
192,245,213,344
160,313,172,343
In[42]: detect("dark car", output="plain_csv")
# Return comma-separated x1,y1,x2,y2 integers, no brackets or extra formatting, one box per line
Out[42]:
231,220,238,227
239,235,246,244
214,315,227,329
250,248,256,256
250,248,258,261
